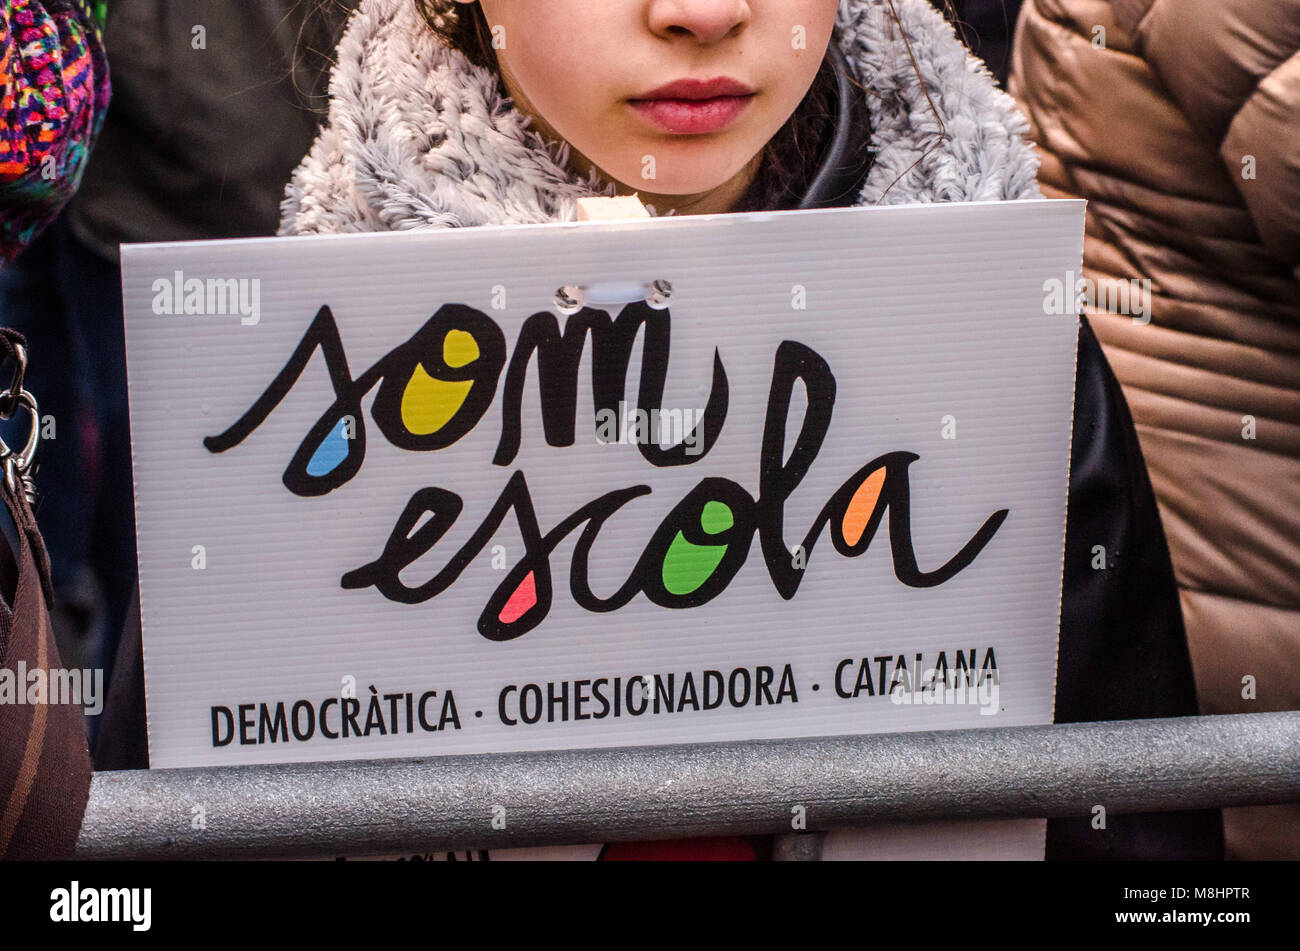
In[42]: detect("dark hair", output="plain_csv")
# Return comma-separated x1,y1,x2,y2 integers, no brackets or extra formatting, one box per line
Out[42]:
291,0,364,114
414,0,842,212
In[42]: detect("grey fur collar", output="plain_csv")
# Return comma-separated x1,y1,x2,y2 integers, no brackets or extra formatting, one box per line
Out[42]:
280,0,1041,235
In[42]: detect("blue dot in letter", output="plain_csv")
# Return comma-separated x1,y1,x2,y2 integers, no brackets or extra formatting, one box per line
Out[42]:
307,418,351,476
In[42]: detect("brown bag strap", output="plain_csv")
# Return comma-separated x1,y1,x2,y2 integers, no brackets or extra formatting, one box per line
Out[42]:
0,328,53,610
0,335,90,860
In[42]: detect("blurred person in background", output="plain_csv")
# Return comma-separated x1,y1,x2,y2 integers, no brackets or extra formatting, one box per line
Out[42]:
1,0,109,263
0,0,354,756
1011,0,1300,858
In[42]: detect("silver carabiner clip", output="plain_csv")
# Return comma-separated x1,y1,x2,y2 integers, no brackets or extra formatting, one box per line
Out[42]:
0,341,27,421
0,387,40,504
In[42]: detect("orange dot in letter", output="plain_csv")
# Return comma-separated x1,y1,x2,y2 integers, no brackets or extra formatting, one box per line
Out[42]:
841,468,887,546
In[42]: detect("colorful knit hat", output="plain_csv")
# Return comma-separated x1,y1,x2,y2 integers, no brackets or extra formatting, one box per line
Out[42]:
0,0,110,265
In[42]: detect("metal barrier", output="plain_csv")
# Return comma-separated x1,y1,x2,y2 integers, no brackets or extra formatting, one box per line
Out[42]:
76,711,1300,860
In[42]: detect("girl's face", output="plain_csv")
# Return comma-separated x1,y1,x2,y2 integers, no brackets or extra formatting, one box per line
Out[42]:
463,0,841,214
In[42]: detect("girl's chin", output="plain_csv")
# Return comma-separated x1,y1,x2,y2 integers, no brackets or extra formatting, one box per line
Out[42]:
605,179,746,211
601,156,756,204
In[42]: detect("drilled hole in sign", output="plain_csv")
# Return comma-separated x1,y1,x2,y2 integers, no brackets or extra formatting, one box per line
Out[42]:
645,280,674,310
554,285,584,316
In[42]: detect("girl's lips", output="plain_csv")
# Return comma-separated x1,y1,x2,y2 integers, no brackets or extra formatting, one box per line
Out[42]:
628,95,754,135
629,77,756,134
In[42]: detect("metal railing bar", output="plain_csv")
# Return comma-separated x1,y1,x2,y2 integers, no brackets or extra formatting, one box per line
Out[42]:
75,712,1300,860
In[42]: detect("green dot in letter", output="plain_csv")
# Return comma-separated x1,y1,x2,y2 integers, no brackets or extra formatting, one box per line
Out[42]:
662,501,733,596
701,500,734,535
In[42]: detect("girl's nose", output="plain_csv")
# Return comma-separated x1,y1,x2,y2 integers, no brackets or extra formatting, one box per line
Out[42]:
647,0,751,45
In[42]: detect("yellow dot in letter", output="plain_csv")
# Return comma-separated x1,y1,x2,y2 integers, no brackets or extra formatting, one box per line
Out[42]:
443,329,479,368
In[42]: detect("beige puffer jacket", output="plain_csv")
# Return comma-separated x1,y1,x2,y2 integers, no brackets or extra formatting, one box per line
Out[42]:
1011,0,1300,859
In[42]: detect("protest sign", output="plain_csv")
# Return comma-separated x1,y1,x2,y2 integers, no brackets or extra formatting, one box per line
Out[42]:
121,200,1083,786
